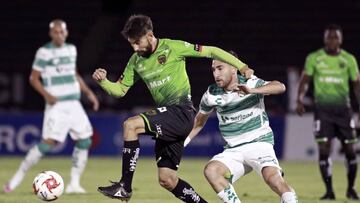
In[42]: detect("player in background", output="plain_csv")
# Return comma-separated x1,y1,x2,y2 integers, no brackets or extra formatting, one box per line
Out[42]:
296,24,360,200
185,51,298,203
92,14,253,202
3,19,99,194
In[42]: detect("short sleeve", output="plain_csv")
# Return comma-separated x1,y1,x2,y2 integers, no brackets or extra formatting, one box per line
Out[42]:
32,48,50,71
199,90,214,114
304,54,315,76
348,55,359,81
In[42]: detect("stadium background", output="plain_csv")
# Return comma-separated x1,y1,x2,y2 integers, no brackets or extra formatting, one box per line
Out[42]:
1,0,360,160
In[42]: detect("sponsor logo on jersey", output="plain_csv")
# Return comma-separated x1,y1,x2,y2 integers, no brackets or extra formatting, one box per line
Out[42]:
157,54,167,65
194,44,202,52
148,76,171,89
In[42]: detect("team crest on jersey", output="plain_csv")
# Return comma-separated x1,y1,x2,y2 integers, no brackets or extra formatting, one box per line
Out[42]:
157,54,167,65
339,62,345,69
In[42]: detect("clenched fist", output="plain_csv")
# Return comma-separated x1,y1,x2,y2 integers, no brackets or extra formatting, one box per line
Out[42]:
92,68,107,82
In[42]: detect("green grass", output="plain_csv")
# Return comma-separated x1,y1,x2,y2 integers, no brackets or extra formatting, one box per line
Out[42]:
0,157,359,203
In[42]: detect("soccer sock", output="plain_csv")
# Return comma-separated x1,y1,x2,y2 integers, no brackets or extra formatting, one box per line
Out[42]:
345,153,357,190
8,145,43,190
319,154,333,193
171,178,207,203
217,184,241,203
120,140,140,192
281,192,298,203
70,147,88,187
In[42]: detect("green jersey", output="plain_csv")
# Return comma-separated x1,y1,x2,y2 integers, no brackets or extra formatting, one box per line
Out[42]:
120,38,246,106
305,48,359,107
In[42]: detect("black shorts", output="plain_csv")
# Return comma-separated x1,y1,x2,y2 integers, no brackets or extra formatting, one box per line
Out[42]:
140,103,196,170
314,107,357,144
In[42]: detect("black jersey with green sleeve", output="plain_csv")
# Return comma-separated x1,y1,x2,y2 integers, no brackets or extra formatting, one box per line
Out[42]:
120,39,246,106
305,49,359,107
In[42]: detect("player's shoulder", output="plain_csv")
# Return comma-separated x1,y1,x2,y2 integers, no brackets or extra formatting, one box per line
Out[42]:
307,48,324,58
340,49,356,60
64,42,76,49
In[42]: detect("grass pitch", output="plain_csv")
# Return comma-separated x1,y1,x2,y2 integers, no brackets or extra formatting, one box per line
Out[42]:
0,157,359,203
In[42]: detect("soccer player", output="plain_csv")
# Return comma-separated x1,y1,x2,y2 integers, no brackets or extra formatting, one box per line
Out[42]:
3,19,99,194
92,14,253,202
296,24,360,200
185,51,298,203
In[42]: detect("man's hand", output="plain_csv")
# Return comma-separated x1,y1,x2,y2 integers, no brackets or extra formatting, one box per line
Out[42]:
92,68,107,82
296,100,305,116
240,66,254,79
87,92,100,111
44,93,57,105
231,84,253,95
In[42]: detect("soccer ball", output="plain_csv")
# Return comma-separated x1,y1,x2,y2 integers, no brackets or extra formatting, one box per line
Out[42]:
33,171,64,201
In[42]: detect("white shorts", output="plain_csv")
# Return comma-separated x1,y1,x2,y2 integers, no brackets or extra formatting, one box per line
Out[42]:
210,142,281,183
42,100,93,142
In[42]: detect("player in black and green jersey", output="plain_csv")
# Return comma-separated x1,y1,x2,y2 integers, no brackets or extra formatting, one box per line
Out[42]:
297,24,360,200
92,14,253,202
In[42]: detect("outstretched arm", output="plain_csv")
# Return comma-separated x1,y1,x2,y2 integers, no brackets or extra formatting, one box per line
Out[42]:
77,73,99,111
233,80,286,95
201,46,253,78
92,68,130,98
185,112,210,147
296,71,312,116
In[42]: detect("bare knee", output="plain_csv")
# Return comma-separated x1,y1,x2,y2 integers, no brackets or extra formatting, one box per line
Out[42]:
123,116,144,140
204,163,220,181
158,173,178,191
263,167,292,195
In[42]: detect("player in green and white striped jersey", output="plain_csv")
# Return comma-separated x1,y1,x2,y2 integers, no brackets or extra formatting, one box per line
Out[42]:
4,19,99,194
186,52,298,203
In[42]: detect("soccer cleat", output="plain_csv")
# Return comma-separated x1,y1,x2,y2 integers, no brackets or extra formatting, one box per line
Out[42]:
97,181,132,201
320,191,335,200
65,184,86,194
3,183,12,193
346,188,359,200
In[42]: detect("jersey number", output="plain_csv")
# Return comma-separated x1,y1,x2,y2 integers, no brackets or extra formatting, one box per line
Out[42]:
157,107,167,113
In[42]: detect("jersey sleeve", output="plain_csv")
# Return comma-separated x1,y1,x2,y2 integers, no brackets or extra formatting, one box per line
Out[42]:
304,53,315,76
32,48,50,72
246,75,268,88
119,54,140,87
168,39,204,59
348,55,359,81
199,90,214,114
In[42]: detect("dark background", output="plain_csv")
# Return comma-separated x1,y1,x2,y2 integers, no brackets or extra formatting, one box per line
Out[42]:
1,0,359,113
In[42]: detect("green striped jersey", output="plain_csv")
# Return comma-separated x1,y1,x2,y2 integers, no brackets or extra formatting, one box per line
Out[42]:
305,49,359,107
32,42,80,101
199,75,274,147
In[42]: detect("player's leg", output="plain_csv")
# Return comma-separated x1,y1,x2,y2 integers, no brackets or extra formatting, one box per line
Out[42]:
66,101,93,194
204,160,242,203
244,142,297,203
4,139,55,192
336,110,359,200
97,115,145,200
155,139,207,203
261,166,297,203
314,109,336,200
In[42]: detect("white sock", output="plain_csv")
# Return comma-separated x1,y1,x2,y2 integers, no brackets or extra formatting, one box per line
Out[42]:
281,192,298,203
8,145,43,190
69,147,88,187
217,184,241,203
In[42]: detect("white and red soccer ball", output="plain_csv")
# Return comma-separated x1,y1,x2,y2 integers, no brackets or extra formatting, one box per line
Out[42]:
33,171,64,201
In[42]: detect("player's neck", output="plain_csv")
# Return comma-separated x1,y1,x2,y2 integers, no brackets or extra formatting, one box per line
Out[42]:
324,47,341,56
151,38,159,53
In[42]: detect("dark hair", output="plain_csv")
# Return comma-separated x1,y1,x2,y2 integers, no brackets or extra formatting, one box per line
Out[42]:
325,24,343,34
228,50,238,58
121,14,153,39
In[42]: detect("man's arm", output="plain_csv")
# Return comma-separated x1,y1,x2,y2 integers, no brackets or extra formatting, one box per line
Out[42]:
29,69,57,105
233,80,286,95
296,71,312,116
351,75,360,117
201,46,253,78
185,112,210,147
76,73,99,111
92,68,130,98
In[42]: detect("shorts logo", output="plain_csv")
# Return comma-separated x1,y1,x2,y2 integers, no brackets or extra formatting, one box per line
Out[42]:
157,54,167,65
194,44,202,52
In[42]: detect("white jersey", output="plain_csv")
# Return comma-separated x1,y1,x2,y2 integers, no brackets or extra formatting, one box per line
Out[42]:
199,75,274,148
32,42,80,101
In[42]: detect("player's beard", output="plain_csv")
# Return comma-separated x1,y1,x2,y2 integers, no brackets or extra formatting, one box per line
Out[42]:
136,41,153,58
